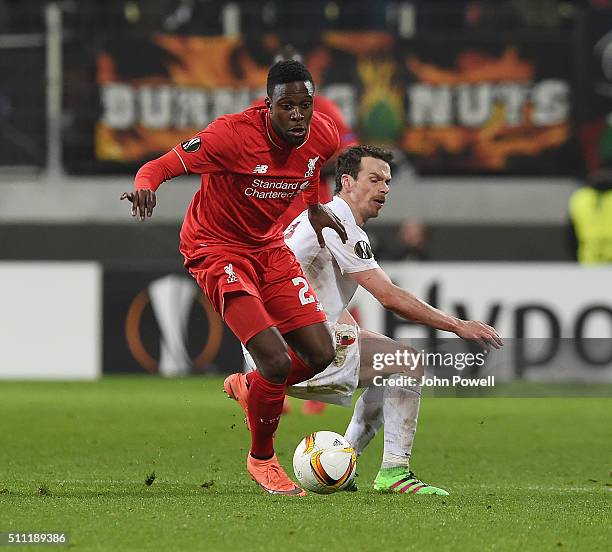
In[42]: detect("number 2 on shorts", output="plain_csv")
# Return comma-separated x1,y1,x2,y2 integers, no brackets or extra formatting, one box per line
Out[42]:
292,277,315,305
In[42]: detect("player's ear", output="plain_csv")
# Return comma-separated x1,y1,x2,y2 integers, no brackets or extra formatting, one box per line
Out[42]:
265,97,272,111
341,173,352,192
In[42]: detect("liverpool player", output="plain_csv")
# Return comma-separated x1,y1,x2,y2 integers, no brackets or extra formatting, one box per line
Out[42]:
250,44,358,416
243,145,502,494
121,61,348,496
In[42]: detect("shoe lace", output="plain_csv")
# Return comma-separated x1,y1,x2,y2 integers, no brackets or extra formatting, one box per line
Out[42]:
407,470,422,483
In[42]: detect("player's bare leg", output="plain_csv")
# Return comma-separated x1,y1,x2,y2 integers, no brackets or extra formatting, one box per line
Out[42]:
284,323,335,416
223,294,307,496
283,322,336,384
237,321,335,415
243,327,307,495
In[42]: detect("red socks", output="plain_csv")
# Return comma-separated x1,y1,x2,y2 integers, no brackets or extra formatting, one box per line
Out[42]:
246,371,286,459
285,348,318,386
245,348,318,459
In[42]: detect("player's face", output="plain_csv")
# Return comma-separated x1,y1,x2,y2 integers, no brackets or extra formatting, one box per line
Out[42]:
266,81,314,146
346,157,392,223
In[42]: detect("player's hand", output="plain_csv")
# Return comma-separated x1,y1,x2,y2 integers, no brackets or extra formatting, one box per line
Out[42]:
455,320,503,350
308,203,348,247
120,189,156,221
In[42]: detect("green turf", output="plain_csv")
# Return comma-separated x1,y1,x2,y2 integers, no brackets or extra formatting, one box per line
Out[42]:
0,377,610,551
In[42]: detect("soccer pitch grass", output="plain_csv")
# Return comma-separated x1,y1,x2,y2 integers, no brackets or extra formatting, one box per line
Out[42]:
1,377,610,551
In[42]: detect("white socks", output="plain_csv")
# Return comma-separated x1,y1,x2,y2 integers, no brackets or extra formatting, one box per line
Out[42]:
345,374,421,469
381,374,421,469
344,386,384,455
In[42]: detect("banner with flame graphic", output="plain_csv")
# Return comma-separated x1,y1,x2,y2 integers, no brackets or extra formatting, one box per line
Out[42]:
398,38,576,174
73,32,577,175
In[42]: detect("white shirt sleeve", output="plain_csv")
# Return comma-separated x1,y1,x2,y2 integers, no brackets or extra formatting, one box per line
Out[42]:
322,223,379,274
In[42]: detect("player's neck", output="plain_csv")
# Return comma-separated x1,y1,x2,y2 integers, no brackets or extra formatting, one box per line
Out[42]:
338,193,366,227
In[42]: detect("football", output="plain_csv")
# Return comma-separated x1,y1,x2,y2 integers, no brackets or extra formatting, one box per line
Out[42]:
293,431,357,494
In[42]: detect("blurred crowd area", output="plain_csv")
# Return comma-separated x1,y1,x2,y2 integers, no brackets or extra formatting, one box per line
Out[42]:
0,0,589,34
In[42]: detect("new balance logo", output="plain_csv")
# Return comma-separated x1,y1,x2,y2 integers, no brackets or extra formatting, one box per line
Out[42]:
305,156,319,178
224,263,238,283
253,164,269,174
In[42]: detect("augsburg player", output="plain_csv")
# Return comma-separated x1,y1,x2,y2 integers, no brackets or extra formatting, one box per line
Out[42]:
238,145,503,494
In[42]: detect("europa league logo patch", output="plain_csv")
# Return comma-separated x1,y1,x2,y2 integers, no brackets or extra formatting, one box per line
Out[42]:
181,137,201,153
354,241,373,259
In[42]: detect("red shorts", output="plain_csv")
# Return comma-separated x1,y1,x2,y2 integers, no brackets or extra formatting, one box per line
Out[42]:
186,244,326,344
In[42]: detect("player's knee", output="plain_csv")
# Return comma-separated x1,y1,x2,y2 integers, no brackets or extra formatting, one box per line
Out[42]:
259,351,292,383
308,342,335,375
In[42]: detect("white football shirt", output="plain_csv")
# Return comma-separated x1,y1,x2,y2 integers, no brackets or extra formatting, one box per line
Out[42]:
284,196,379,325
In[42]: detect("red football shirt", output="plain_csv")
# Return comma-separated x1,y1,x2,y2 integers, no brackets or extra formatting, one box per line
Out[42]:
250,95,357,227
134,106,340,262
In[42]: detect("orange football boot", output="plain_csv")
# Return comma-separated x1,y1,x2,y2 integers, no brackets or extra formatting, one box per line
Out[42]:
247,454,306,496
223,373,250,429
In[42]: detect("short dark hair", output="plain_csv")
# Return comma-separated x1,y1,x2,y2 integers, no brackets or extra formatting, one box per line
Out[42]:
334,145,394,194
267,60,314,98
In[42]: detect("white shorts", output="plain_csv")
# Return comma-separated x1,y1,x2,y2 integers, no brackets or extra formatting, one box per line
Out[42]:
242,323,360,407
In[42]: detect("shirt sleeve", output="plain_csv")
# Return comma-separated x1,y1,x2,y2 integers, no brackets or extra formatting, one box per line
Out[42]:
133,116,238,191
134,148,189,191
172,116,238,175
322,222,379,274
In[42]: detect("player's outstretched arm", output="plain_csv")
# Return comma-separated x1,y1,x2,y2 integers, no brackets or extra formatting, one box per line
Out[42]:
308,204,348,247
120,147,190,221
350,267,503,349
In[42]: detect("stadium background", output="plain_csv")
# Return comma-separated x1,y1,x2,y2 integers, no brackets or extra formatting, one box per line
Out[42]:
2,0,611,379
1,3,611,551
